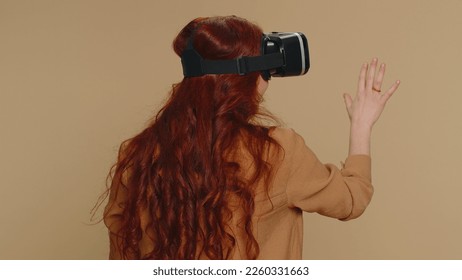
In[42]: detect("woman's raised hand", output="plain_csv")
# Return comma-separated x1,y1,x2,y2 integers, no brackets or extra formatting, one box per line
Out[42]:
343,58,400,130
344,58,400,155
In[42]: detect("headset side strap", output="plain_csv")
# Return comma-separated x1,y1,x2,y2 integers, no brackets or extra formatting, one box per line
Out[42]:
182,52,284,77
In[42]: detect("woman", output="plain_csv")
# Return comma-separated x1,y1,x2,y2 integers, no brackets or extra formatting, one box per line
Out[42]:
102,16,400,259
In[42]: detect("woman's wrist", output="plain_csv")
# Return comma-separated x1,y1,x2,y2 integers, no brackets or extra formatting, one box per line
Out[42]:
349,123,372,156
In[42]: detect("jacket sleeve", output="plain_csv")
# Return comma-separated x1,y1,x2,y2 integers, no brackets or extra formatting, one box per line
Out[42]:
282,129,373,220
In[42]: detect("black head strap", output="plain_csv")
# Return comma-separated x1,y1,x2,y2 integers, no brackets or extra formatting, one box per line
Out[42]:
181,33,284,77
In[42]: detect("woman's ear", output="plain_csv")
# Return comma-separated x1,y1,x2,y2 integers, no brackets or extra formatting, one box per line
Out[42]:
257,76,269,95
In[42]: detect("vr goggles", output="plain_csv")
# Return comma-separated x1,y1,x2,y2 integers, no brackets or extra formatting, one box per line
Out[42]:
181,32,310,80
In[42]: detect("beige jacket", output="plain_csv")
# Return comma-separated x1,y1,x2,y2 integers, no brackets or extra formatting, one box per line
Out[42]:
104,127,373,259
241,127,373,259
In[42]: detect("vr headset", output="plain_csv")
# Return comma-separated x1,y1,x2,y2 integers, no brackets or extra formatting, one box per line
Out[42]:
181,32,310,80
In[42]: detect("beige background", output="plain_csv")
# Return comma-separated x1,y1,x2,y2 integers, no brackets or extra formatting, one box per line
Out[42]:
1,0,461,259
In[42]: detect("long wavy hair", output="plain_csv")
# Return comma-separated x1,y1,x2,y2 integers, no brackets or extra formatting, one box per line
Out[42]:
102,16,281,259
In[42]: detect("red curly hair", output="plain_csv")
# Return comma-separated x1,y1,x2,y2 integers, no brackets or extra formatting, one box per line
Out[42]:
103,16,281,259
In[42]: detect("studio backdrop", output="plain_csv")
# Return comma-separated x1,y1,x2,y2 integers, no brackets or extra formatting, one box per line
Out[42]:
1,0,461,259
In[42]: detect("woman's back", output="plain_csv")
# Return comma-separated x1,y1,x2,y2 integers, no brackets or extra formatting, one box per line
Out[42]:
104,127,373,259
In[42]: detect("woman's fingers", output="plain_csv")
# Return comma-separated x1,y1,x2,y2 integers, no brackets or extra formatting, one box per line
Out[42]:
358,58,383,93
374,63,386,92
353,58,400,104
366,58,378,91
343,93,353,108
357,63,368,92
381,80,401,103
